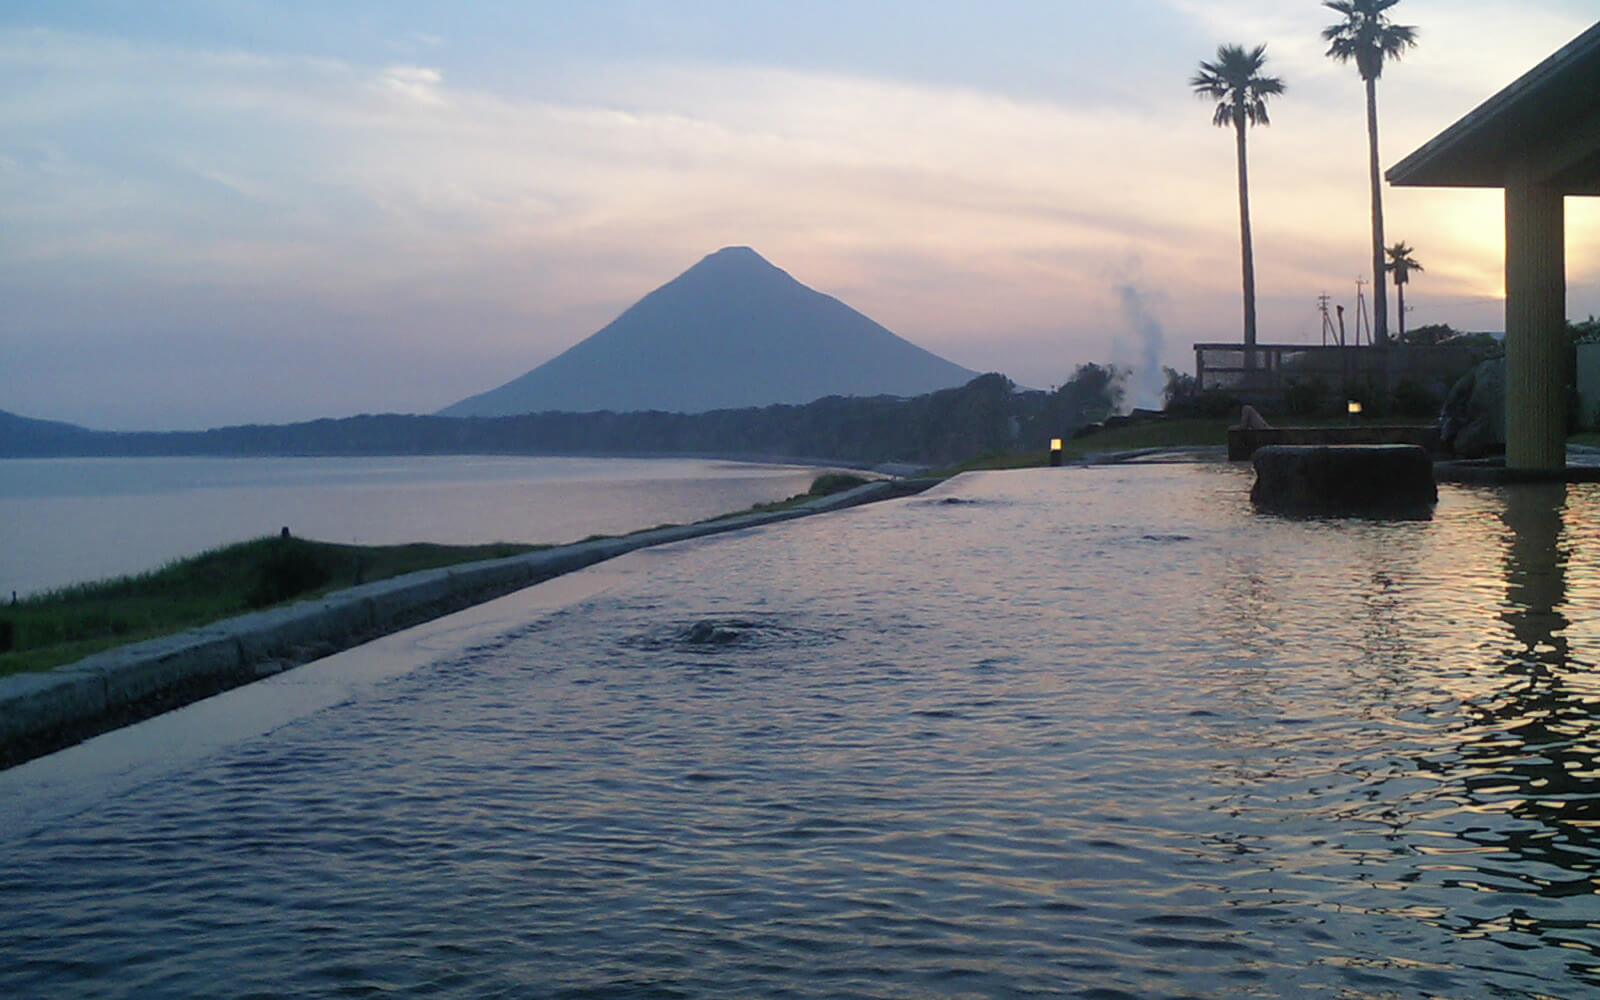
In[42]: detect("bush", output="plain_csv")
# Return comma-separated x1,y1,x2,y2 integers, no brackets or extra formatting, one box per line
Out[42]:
809,473,869,497
247,539,332,608
1168,389,1241,419
1342,380,1389,420
1391,379,1441,418
1162,367,1198,410
1400,322,1457,346
1283,377,1327,417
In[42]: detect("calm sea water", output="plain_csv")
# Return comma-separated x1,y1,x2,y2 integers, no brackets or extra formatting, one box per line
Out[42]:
3,464,1599,998
0,455,829,596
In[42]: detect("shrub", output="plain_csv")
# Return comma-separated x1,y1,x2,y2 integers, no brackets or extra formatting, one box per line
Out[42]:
247,539,332,608
1162,367,1198,410
1342,380,1389,420
1283,377,1327,417
1167,388,1241,419
1391,379,1441,418
809,473,869,497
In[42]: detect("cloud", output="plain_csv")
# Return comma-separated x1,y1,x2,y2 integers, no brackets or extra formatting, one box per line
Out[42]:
3,9,1598,428
378,65,445,106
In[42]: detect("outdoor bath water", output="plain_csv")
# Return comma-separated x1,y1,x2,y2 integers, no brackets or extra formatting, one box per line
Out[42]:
3,463,1598,998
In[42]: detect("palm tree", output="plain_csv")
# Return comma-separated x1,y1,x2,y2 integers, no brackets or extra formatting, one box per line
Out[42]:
1385,241,1423,339
1191,43,1285,350
1323,0,1418,346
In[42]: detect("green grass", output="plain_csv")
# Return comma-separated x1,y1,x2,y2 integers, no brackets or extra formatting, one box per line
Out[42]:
0,472,886,681
722,472,875,518
936,418,1237,474
0,536,543,679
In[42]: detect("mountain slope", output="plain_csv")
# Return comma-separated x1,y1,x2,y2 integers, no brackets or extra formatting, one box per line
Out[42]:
440,247,977,416
0,409,102,456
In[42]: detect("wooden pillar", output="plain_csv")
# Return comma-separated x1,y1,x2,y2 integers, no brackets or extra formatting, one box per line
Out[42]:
1504,165,1567,471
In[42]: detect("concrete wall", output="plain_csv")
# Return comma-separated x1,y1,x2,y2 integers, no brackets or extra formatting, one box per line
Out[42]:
1577,343,1600,430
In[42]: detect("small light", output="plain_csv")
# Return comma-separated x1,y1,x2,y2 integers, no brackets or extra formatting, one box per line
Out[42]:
1347,400,1363,416
1050,438,1063,451
1049,438,1063,466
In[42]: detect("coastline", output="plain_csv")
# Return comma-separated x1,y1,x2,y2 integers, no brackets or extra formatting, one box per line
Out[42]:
0,477,938,770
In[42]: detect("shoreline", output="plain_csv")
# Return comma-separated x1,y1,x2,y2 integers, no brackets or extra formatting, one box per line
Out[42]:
0,477,939,770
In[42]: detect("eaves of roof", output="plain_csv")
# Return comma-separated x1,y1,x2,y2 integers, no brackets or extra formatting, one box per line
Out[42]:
1387,20,1600,195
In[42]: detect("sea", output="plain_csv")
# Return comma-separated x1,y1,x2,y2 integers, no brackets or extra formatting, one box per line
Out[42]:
0,455,834,597
3,462,1598,998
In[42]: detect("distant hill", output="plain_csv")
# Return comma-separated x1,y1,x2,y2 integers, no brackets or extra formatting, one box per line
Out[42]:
0,410,101,454
440,246,978,417
0,371,1132,468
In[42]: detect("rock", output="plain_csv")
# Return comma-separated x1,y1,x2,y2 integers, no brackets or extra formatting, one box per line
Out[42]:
1251,444,1437,517
1440,358,1506,459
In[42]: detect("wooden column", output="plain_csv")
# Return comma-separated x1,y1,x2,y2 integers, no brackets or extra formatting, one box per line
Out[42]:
1504,164,1567,471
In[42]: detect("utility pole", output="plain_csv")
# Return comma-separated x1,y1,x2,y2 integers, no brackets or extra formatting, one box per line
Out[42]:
1318,294,1339,346
1353,277,1371,347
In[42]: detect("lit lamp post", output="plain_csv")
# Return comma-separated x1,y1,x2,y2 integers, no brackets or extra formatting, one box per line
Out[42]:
1049,438,1063,467
1347,399,1363,426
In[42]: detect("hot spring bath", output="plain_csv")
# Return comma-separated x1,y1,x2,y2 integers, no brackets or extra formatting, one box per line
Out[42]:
3,464,1597,998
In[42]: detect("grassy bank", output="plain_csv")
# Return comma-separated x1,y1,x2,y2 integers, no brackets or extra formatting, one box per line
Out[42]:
0,536,542,679
0,473,885,681
941,417,1236,474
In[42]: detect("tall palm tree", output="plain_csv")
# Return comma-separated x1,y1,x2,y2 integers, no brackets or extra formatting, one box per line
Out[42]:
1385,241,1422,339
1323,0,1418,346
1191,43,1285,350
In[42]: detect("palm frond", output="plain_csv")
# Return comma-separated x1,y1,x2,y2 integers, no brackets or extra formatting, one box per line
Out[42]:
1322,0,1418,80
1191,43,1284,130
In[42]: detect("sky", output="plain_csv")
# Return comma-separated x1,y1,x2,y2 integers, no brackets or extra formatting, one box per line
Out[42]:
3,1,1598,430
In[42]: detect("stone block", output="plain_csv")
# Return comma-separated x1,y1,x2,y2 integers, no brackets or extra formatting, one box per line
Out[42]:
364,568,461,631
0,667,107,748
83,630,246,707
230,597,375,662
1252,444,1437,517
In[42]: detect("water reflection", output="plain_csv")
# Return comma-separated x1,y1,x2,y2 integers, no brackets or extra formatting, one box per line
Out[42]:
9,466,1600,998
1423,484,1600,971
1499,483,1571,673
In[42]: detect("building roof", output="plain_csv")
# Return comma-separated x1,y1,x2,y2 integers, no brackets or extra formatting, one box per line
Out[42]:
1387,20,1600,195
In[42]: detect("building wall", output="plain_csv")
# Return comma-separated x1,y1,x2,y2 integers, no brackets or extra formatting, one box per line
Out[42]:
1577,343,1600,430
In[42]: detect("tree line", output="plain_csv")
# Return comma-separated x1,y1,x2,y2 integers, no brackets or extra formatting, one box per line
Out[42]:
1,367,1128,468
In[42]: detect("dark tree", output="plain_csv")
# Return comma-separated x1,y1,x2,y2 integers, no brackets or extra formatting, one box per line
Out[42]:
1385,241,1423,338
1191,43,1285,351
1323,0,1418,346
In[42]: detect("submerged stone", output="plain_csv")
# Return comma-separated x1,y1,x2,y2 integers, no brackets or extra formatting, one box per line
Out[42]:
1251,444,1437,518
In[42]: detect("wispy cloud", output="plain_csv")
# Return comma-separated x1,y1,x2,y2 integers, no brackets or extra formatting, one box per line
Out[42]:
1,5,1596,428
378,65,446,106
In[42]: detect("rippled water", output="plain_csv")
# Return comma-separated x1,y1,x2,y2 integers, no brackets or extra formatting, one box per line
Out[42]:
4,464,1600,998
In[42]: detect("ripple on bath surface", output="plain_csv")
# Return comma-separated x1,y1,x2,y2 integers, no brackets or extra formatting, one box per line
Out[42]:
3,465,1599,999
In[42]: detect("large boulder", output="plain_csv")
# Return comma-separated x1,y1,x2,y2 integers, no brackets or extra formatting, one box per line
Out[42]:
1251,444,1437,518
1440,358,1505,459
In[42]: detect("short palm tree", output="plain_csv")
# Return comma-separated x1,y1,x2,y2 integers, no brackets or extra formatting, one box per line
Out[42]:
1385,241,1423,338
1323,0,1418,346
1191,43,1285,350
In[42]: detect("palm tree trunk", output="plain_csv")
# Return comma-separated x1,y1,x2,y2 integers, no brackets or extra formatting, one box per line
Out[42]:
1365,76,1388,346
1396,281,1405,339
1235,118,1257,350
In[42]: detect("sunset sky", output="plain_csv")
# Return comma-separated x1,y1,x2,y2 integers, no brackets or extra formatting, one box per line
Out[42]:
4,1,1598,429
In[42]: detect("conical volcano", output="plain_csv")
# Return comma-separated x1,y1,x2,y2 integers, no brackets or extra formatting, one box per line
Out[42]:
439,247,977,416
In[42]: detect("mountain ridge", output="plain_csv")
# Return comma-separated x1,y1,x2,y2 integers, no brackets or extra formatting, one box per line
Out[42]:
440,246,978,417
